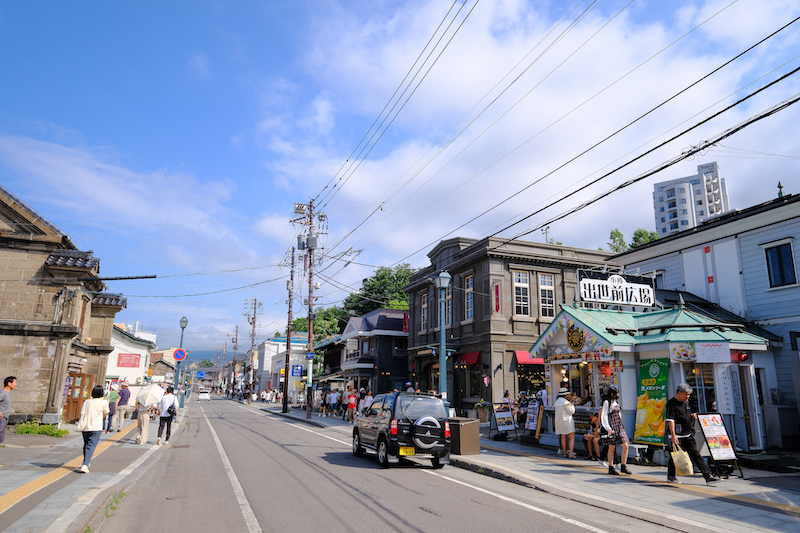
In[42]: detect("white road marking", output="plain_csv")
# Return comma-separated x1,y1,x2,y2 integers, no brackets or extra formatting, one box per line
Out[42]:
427,470,611,533
45,445,160,533
202,407,262,533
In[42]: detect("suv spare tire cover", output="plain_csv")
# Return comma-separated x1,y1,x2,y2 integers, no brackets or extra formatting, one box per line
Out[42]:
412,416,441,449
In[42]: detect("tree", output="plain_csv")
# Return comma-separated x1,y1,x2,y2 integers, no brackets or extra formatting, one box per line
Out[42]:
290,305,349,345
198,359,214,368
630,228,659,248
607,229,629,253
343,264,416,316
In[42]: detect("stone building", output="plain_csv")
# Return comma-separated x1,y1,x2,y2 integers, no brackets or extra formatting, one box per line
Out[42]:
0,185,126,423
405,236,610,413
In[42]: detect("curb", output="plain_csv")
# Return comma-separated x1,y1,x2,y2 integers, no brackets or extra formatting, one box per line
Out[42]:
68,413,190,533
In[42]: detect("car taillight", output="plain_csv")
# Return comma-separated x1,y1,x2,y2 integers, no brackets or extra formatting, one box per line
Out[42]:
390,419,398,435
444,420,450,438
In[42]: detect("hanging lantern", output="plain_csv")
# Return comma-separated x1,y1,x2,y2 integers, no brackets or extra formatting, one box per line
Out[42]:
569,368,581,380
600,362,612,377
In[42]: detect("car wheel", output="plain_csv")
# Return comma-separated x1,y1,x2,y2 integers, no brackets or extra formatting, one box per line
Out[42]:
431,456,444,469
377,438,390,468
353,431,364,457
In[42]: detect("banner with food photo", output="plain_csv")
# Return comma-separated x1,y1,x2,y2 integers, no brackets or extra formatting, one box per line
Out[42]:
633,358,669,445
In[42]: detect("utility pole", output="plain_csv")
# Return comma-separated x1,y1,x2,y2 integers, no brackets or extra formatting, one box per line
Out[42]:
292,199,325,420
228,326,238,396
244,300,260,404
306,202,316,420
283,247,295,413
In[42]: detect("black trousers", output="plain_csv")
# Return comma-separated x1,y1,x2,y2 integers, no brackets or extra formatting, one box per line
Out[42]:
667,434,713,478
157,416,173,441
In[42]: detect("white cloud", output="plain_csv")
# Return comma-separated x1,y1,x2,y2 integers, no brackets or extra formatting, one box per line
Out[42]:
189,52,211,78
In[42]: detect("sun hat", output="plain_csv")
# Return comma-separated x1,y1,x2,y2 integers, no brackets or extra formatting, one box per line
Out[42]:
558,387,569,396
111,384,119,391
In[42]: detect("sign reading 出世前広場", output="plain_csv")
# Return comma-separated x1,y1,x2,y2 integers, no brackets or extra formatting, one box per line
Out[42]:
579,274,654,307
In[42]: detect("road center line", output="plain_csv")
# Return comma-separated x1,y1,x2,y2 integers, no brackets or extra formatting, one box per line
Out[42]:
201,407,262,533
427,470,610,533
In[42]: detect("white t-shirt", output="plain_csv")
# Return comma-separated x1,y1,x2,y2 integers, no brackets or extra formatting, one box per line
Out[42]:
158,393,178,418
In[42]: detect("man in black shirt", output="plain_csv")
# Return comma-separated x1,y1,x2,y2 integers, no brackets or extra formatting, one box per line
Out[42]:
665,383,720,484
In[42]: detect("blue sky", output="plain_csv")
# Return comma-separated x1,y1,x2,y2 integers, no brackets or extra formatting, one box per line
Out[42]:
1,0,799,357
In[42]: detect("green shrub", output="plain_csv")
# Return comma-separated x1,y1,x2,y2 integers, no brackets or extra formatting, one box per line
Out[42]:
15,419,69,437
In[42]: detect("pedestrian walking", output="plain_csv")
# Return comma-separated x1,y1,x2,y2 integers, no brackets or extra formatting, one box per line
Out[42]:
75,386,109,473
405,381,414,393
156,386,178,445
134,398,154,445
666,383,721,484
1,375,18,445
347,387,358,423
363,390,374,411
104,383,120,433
601,386,631,475
113,381,132,431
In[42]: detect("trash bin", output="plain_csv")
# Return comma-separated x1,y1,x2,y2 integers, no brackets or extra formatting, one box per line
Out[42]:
449,417,480,455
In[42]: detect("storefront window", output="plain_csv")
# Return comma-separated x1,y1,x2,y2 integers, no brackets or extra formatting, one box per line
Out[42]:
684,363,716,413
469,365,482,397
517,364,544,395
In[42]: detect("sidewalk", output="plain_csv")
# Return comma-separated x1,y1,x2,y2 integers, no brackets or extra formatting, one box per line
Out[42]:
268,404,800,533
0,414,182,533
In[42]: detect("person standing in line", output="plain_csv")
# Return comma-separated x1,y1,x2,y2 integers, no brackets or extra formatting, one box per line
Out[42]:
0,376,17,445
113,382,132,431
554,387,577,458
666,383,721,484
156,386,178,445
601,386,631,475
347,387,358,423
75,386,109,473
104,384,120,433
537,384,549,407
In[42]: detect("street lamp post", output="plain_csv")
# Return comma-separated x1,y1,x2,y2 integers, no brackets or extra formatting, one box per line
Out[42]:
434,271,451,413
177,316,188,408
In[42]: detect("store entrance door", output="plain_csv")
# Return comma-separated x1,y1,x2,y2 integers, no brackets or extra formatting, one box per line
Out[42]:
739,365,763,450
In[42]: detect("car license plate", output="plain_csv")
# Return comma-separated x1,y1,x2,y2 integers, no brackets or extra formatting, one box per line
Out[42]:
399,447,415,456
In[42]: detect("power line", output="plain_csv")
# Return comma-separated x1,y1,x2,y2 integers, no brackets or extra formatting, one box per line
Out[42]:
388,19,800,265
495,82,800,247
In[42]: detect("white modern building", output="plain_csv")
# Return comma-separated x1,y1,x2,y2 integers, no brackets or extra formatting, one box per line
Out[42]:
653,162,730,236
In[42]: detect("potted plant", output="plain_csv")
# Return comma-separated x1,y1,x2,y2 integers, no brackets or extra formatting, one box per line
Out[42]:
474,399,492,423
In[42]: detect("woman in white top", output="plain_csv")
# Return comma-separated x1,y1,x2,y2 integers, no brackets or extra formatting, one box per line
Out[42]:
554,387,576,458
76,385,109,473
156,386,178,445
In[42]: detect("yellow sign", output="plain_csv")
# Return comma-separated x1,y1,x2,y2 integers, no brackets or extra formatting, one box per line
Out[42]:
567,324,585,352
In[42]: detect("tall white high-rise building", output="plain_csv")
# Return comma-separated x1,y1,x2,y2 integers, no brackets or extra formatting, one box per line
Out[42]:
652,162,730,236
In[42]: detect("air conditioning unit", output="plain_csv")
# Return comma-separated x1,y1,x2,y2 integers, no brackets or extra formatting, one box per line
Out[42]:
136,376,144,384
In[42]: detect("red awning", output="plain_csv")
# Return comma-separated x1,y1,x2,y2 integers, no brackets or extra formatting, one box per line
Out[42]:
460,351,480,365
515,350,544,365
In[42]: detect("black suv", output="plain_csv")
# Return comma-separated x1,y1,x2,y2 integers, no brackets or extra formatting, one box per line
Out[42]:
353,391,451,468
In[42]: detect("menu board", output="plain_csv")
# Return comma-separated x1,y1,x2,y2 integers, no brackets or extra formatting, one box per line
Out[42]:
493,403,517,432
698,414,737,461
524,399,544,437
573,410,594,435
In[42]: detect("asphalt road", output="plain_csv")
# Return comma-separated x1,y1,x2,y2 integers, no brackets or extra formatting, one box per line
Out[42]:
102,398,674,533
